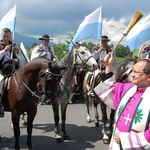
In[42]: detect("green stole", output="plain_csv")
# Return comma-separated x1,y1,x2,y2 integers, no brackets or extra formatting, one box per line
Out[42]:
116,85,150,132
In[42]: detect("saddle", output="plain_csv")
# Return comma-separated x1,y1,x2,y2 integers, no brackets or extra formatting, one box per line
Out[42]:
86,70,102,88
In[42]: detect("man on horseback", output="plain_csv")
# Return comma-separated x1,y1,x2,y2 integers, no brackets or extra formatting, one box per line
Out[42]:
30,34,58,62
31,34,59,104
87,35,112,96
0,28,20,117
86,35,116,144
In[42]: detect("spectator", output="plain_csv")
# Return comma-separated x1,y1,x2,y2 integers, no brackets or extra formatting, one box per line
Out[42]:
71,66,86,103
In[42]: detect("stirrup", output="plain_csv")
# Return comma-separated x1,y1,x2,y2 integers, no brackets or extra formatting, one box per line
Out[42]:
87,91,95,97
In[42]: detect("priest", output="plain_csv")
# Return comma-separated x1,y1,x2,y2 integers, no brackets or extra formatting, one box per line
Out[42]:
94,52,150,149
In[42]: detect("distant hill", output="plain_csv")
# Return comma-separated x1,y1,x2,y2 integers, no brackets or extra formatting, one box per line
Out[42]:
14,32,56,47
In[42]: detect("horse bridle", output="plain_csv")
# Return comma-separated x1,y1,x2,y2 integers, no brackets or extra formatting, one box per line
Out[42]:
14,70,62,103
74,48,94,67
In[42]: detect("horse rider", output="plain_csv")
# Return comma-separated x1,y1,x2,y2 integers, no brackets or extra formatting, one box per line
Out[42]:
30,34,59,104
0,28,20,117
30,34,58,62
87,35,112,96
87,35,116,143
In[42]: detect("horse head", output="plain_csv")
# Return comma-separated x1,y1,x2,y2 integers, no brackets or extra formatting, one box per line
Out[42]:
42,61,67,103
138,42,150,59
113,58,136,82
72,41,98,70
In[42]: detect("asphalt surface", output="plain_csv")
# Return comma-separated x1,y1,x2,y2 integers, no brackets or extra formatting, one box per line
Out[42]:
0,102,111,150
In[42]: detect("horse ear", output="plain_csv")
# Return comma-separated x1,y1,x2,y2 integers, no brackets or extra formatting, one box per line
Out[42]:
71,40,78,48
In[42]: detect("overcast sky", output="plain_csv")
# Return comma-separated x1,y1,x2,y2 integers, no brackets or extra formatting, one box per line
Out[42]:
0,0,150,46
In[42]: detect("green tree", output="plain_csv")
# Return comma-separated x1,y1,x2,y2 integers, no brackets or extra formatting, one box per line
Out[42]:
115,44,130,58
54,43,68,60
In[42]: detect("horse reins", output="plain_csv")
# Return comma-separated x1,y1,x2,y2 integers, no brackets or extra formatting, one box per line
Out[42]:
14,71,44,103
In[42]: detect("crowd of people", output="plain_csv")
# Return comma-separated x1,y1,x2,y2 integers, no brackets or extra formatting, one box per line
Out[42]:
1,27,150,149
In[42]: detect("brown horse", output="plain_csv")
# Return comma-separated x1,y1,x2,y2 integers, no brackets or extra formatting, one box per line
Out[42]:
0,57,64,150
83,58,136,144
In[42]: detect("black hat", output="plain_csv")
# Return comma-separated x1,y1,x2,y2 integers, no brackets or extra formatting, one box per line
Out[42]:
100,35,110,41
1,61,16,77
39,34,53,40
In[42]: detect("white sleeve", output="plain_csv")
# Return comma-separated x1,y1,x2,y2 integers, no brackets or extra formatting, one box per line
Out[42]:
92,51,99,61
120,132,150,150
0,50,6,60
94,75,116,108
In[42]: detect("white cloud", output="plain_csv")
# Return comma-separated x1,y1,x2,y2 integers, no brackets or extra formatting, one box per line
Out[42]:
0,0,150,47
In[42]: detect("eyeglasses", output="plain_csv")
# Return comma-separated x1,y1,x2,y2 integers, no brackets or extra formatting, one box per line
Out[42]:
101,40,107,42
132,70,145,75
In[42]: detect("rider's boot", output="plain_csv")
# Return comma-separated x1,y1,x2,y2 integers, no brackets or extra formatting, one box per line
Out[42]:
0,104,4,117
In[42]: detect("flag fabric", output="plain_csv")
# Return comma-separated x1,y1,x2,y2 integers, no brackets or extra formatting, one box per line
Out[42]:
126,14,150,52
69,6,102,51
20,42,30,63
0,4,16,32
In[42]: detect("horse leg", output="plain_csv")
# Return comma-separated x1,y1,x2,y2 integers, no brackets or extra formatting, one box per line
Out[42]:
21,113,27,126
86,94,91,123
52,102,62,142
26,105,37,150
109,109,115,135
11,113,27,130
93,99,99,127
100,102,110,144
61,100,70,140
11,111,21,150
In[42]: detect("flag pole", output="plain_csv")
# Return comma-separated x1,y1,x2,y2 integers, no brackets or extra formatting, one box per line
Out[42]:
11,31,15,59
113,11,143,53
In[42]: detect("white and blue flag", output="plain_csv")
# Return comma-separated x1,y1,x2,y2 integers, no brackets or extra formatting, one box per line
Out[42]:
69,6,102,51
0,4,16,32
126,14,150,52
20,42,30,63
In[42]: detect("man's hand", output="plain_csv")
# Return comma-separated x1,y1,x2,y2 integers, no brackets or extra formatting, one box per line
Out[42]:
103,52,114,66
4,45,11,52
41,51,47,57
98,47,103,53
114,132,121,144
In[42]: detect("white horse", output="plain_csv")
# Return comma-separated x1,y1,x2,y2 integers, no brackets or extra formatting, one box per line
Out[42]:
138,42,150,59
49,42,98,142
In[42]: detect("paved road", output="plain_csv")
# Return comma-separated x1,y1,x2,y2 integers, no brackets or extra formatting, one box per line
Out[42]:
0,103,111,150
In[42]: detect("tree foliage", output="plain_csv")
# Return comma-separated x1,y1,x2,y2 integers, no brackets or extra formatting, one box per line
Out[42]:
54,43,68,60
115,44,131,58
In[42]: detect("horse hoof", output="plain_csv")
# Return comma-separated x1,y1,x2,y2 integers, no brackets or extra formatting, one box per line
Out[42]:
55,134,63,143
94,122,99,127
11,124,14,130
86,118,91,123
22,121,27,126
63,134,70,140
103,138,110,144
